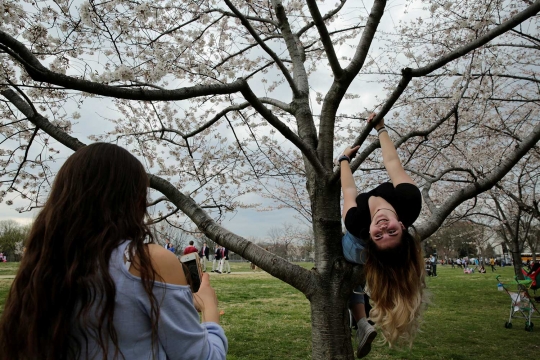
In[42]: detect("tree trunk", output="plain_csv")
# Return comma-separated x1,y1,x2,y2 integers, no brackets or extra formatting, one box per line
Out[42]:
309,284,356,360
510,239,525,279
306,173,361,359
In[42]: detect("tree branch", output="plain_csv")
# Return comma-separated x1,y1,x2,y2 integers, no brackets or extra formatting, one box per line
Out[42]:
306,0,343,78
208,8,279,26
240,85,326,176
0,30,247,101
343,0,387,76
223,0,299,97
411,1,540,77
296,0,347,37
368,1,540,131
272,0,310,94
1,86,315,293
148,174,315,293
317,0,387,167
0,88,85,151
416,121,540,239
495,184,540,220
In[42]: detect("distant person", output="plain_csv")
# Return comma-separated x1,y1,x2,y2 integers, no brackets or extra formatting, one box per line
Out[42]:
490,257,496,272
479,265,486,273
430,253,438,277
218,247,231,274
199,242,210,272
183,241,198,255
212,245,223,273
0,143,227,360
165,239,175,253
425,259,432,277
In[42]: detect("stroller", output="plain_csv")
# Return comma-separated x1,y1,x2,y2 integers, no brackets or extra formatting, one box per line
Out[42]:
521,264,540,302
496,274,539,332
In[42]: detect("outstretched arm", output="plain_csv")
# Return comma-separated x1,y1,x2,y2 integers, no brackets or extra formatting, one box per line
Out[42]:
368,113,415,186
340,146,360,221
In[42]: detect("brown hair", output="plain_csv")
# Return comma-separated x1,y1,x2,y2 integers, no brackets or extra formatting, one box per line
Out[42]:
364,230,427,347
0,143,159,360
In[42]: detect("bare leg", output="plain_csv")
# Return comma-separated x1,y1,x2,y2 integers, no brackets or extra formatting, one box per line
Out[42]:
350,302,367,323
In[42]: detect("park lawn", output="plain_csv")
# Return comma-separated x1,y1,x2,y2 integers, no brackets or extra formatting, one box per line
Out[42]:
0,262,20,276
214,263,539,360
0,262,538,359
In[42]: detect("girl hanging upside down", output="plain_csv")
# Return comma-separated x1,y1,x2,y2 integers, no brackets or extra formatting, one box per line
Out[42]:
339,113,427,358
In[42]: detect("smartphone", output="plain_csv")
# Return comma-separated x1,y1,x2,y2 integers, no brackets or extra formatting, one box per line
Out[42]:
180,253,203,292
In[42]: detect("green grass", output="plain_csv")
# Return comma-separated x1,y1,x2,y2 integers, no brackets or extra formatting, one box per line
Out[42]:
0,262,20,276
214,263,539,360
0,262,539,359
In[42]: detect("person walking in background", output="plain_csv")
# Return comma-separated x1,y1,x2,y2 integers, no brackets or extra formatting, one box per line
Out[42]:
183,240,198,255
212,245,223,273
199,242,210,272
430,253,438,277
218,247,231,274
490,257,496,272
0,143,227,360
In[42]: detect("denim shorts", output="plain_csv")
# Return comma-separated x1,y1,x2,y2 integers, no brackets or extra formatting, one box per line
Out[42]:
342,231,367,305
342,231,367,265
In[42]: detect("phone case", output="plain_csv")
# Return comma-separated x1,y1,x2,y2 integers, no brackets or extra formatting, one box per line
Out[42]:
180,253,203,292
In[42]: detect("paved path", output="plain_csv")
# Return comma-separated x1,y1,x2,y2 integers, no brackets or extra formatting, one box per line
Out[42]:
0,275,15,279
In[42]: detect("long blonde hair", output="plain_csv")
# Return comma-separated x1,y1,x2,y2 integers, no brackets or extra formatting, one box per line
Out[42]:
364,230,427,347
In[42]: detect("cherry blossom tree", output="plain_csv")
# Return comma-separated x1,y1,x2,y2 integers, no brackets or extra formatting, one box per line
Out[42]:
2,0,540,358
471,153,540,276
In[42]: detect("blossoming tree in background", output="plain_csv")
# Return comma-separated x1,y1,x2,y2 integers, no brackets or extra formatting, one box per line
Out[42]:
1,0,540,358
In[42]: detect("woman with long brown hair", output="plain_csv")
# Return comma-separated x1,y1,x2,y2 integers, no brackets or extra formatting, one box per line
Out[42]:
0,143,227,360
338,114,426,358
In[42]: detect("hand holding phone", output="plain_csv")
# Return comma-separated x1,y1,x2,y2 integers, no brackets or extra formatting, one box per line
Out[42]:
193,273,220,323
180,253,203,292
